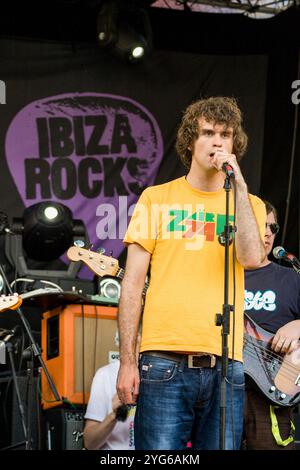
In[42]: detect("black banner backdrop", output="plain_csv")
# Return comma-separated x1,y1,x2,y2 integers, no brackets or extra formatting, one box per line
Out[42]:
0,38,267,277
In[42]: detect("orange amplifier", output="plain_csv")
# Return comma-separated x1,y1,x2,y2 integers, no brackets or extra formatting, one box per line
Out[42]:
41,304,118,409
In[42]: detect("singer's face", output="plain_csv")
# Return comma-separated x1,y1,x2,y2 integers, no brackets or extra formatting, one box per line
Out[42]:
265,211,276,257
191,118,234,173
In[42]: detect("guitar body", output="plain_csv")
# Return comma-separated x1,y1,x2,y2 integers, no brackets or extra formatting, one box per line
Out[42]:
244,313,300,407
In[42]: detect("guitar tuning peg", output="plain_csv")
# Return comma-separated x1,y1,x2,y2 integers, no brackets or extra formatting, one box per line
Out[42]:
74,240,85,248
88,243,94,251
97,247,106,254
109,250,113,257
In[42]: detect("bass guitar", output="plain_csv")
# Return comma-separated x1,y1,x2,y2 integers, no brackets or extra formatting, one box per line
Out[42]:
244,313,300,407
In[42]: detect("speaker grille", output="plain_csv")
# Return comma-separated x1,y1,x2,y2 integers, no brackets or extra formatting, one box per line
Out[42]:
45,407,85,450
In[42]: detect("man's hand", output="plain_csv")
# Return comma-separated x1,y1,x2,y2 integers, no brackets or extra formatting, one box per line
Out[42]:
271,320,300,353
211,150,265,268
211,150,245,187
117,363,140,405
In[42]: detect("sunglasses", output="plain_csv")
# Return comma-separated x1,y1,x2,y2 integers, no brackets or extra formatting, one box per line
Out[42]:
266,222,280,235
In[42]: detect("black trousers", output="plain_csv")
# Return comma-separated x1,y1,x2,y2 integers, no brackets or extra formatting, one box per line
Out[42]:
243,378,295,450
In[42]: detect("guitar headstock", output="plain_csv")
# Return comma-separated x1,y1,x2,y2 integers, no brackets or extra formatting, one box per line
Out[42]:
0,293,22,312
67,246,120,277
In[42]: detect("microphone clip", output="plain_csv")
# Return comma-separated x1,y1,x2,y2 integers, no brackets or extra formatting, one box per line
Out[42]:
218,225,236,247
222,162,235,179
292,264,300,275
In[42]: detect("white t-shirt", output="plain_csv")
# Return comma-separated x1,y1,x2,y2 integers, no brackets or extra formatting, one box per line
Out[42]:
84,360,135,450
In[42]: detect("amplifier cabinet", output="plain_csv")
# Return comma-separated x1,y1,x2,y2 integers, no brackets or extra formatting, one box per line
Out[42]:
45,407,85,450
41,304,118,408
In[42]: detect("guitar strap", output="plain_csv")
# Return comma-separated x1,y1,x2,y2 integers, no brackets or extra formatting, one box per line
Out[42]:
269,405,295,447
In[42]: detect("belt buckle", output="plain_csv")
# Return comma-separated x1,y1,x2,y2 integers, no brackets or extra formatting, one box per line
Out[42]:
187,353,216,369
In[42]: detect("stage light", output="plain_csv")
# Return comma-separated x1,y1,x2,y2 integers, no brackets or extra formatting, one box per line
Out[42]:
97,1,152,63
132,46,145,59
113,21,148,63
97,0,118,47
4,202,89,285
10,201,87,263
44,206,59,221
23,202,86,262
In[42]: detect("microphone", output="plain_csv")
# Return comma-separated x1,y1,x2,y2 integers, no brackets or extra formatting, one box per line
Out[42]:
273,246,300,267
115,405,130,422
222,162,235,178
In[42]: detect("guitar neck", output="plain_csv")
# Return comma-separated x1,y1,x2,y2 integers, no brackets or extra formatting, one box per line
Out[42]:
116,267,125,280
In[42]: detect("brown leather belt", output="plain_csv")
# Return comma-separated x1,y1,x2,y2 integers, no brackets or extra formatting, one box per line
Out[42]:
142,350,216,368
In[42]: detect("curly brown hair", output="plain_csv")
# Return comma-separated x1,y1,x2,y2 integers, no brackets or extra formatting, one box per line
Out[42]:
175,96,248,170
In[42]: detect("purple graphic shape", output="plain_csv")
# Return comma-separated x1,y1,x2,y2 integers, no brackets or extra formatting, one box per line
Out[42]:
5,93,164,278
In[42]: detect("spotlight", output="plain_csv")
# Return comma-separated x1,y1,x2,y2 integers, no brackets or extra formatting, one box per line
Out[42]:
113,21,148,63
44,206,59,221
132,46,145,59
20,201,86,262
5,201,88,279
97,0,118,47
97,1,152,63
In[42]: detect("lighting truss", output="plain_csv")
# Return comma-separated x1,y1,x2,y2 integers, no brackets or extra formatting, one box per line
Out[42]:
151,0,296,17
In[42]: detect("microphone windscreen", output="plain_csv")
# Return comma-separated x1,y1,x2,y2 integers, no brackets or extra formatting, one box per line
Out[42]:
115,405,129,422
273,246,285,259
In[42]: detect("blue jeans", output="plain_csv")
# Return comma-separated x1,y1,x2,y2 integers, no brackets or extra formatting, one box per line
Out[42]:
134,354,245,450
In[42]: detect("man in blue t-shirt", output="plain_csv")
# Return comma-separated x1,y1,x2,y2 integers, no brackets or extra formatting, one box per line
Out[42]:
244,200,300,450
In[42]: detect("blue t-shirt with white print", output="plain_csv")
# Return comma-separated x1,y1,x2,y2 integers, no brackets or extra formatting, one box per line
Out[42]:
244,261,300,334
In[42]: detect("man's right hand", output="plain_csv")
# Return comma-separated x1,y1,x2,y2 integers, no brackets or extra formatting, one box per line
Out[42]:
117,363,140,405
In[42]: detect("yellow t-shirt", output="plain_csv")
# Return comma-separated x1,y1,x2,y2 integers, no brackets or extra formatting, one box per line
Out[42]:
124,176,266,362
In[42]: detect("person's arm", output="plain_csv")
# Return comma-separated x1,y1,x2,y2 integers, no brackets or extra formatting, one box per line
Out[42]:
117,242,151,405
83,393,122,450
271,320,300,353
212,151,265,268
234,181,265,268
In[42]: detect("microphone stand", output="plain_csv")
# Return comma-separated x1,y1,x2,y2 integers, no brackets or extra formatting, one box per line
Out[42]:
6,340,27,446
0,262,61,449
215,173,235,450
24,347,34,450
